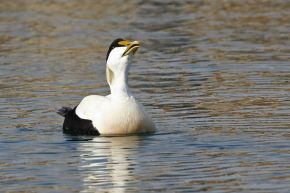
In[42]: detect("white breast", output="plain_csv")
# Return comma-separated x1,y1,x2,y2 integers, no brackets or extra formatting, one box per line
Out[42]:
76,95,155,135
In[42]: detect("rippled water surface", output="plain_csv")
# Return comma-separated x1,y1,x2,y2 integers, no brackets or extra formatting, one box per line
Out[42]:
1,0,290,192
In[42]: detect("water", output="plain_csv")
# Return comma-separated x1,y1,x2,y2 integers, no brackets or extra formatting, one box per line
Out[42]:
1,0,290,192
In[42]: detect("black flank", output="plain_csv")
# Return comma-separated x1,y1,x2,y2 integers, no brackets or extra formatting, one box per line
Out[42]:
62,106,100,136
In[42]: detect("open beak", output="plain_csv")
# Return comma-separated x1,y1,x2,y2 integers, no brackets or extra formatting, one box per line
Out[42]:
121,40,140,57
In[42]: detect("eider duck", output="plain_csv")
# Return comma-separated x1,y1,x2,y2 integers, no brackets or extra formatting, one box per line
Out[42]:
57,38,155,136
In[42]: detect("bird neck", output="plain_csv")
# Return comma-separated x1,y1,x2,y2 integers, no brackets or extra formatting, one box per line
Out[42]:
110,71,131,98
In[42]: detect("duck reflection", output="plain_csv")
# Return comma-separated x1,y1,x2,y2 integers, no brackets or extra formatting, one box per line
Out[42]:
77,136,142,193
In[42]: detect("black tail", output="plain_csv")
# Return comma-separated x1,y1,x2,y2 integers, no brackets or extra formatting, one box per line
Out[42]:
57,107,73,117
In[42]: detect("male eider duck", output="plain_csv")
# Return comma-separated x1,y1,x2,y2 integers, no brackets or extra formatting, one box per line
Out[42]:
57,38,155,136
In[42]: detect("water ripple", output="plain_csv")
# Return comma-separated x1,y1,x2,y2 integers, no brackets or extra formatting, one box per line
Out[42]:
1,0,290,192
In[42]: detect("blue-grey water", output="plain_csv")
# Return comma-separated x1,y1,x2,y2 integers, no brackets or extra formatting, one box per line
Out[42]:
1,1,290,192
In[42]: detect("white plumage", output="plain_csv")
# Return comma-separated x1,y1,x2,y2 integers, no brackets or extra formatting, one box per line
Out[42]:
60,39,155,135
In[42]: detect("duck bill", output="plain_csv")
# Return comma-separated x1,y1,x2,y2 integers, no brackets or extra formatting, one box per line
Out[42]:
122,41,140,56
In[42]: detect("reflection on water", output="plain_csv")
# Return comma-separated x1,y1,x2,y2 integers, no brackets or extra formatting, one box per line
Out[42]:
1,0,290,192
78,136,141,193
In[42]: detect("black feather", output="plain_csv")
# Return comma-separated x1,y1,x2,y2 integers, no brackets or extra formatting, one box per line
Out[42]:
57,107,73,117
106,38,125,61
61,106,100,136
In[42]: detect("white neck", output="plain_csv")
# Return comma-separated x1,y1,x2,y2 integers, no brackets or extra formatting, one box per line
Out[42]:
106,55,132,99
109,70,131,98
